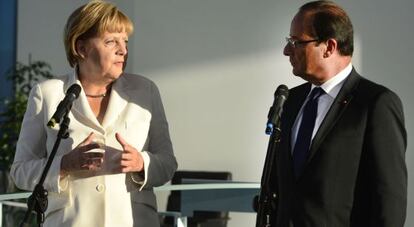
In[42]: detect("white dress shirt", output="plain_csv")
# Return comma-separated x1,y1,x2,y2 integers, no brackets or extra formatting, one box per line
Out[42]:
291,63,353,152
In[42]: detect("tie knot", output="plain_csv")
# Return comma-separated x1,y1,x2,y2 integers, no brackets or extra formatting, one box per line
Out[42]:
309,87,324,100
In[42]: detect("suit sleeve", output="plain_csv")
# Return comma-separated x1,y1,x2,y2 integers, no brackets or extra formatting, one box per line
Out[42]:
140,81,177,188
366,89,407,227
10,84,68,193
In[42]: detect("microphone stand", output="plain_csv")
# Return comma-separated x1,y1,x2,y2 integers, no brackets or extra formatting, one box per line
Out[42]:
255,116,282,227
20,108,71,227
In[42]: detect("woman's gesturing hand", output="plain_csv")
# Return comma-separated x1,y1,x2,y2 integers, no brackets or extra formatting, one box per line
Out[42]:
60,132,104,174
115,132,144,173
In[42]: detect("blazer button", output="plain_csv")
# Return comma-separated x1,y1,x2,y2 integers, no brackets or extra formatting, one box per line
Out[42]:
96,184,105,192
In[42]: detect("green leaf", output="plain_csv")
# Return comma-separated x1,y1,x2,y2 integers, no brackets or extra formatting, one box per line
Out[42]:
0,57,54,171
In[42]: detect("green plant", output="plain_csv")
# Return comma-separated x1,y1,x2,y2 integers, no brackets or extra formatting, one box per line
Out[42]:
0,57,53,173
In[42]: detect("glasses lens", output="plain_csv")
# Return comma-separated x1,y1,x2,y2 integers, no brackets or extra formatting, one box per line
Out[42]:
286,37,295,47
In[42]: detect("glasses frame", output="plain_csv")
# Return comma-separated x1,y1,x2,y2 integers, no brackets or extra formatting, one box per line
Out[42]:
286,37,320,48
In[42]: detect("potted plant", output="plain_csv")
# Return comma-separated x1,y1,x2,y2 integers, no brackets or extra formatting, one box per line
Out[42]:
0,56,53,226
0,56,53,192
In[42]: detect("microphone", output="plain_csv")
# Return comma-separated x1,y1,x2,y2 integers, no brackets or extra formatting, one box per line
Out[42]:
265,84,289,135
47,84,81,128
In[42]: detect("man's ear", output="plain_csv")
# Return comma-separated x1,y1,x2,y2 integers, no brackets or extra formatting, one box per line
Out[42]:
76,40,87,58
323,38,338,58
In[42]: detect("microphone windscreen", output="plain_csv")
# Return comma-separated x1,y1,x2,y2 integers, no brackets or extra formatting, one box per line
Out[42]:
275,84,289,98
66,84,82,98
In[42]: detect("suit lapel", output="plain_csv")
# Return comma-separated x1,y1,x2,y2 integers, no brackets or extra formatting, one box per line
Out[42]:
102,75,130,128
67,71,130,132
65,71,104,131
306,69,361,164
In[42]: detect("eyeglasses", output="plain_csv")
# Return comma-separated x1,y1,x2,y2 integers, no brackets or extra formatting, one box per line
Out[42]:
285,37,319,48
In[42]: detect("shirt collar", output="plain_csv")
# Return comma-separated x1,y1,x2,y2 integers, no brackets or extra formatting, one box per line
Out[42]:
311,62,352,99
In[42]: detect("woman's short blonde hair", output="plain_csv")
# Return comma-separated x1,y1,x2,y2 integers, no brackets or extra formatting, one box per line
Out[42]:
64,0,133,67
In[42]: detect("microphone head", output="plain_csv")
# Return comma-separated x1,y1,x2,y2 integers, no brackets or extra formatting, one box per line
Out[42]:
66,84,82,98
47,84,81,128
275,84,289,98
266,84,289,135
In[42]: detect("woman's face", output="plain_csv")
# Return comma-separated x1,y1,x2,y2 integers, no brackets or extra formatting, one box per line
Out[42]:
77,31,128,83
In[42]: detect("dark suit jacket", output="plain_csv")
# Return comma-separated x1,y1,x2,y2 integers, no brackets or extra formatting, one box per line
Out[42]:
270,69,407,227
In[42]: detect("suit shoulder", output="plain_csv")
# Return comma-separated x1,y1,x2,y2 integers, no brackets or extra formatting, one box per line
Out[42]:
358,77,388,94
119,73,163,98
121,73,156,86
120,73,160,91
36,75,67,87
356,77,401,104
33,74,70,95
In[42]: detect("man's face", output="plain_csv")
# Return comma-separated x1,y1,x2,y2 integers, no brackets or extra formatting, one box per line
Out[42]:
283,12,325,83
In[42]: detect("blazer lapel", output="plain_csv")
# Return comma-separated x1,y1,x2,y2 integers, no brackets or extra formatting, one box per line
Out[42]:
64,71,104,132
101,75,129,128
306,69,361,163
67,71,130,133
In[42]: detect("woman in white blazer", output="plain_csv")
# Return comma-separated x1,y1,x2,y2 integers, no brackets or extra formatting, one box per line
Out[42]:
11,1,177,226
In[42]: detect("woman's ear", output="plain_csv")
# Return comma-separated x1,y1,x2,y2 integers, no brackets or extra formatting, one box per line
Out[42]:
76,40,87,58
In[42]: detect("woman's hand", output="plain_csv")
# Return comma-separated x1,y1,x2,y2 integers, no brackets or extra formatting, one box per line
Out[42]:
60,132,104,174
115,132,144,173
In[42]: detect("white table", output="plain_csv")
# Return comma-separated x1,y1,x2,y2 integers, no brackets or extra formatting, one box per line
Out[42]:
0,182,260,227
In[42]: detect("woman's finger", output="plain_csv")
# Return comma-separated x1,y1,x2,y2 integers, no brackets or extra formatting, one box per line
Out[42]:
79,143,101,153
115,133,128,149
83,151,104,159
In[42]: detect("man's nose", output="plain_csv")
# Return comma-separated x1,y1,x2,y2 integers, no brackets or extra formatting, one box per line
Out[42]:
283,43,292,56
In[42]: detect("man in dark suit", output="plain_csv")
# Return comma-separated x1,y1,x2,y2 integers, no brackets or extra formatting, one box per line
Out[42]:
270,1,407,227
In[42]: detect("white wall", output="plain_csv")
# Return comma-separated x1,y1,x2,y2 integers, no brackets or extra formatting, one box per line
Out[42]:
17,1,414,226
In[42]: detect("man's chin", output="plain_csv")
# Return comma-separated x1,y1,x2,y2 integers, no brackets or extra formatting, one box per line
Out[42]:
292,70,308,81
292,68,301,77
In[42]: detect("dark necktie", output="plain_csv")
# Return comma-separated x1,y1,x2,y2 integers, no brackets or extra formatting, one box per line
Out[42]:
293,87,324,177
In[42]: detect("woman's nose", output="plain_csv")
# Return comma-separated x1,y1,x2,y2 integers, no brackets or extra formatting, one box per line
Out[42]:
117,42,127,56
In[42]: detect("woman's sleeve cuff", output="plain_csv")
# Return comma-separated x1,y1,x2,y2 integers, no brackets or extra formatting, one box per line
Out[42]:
130,151,150,191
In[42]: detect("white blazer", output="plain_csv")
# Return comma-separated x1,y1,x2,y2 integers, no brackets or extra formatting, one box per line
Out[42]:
11,71,177,227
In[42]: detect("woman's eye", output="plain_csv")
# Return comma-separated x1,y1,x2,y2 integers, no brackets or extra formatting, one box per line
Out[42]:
105,40,115,45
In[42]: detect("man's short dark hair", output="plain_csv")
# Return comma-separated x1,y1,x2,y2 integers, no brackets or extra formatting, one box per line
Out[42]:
300,0,354,56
